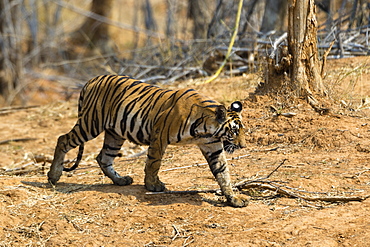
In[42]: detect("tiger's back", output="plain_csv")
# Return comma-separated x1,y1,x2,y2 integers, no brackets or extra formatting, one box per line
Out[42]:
48,75,248,207
77,75,174,145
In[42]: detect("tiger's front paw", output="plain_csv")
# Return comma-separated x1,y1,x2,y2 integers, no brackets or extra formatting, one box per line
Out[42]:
145,176,166,192
113,175,133,186
227,195,249,208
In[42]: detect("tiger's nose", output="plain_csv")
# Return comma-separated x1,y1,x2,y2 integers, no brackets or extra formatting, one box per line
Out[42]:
239,139,247,149
239,143,246,149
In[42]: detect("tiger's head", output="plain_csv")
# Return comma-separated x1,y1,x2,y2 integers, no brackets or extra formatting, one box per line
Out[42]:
214,101,247,154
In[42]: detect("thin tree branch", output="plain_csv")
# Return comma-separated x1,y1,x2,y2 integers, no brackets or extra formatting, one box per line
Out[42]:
0,138,37,145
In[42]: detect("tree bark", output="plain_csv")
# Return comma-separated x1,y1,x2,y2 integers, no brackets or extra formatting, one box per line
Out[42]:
188,0,213,39
288,0,326,97
258,0,329,113
70,0,114,53
260,0,288,33
0,0,23,105
166,0,177,38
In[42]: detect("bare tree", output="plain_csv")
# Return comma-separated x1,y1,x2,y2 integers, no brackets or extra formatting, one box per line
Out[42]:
70,0,114,53
143,0,157,32
260,0,288,33
288,0,326,97
0,0,23,105
349,0,370,29
166,0,177,38
188,0,214,39
261,0,328,112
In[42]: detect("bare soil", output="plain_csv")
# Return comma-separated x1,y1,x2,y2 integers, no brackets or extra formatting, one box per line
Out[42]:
1,57,370,246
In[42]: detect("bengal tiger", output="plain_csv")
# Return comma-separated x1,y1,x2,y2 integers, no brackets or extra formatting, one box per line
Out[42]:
47,75,248,207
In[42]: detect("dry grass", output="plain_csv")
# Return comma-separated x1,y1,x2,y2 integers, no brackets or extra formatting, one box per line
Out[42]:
325,57,370,109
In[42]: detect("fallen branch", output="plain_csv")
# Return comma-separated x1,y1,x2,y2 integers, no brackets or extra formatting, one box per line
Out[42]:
270,32,288,63
0,105,39,115
307,94,330,115
0,138,37,145
237,181,369,202
148,159,370,203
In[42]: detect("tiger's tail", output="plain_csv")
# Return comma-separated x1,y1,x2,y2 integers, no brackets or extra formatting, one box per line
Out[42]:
63,143,84,172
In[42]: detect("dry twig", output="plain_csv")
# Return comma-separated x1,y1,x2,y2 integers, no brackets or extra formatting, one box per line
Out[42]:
0,105,39,115
237,181,368,202
321,40,335,77
0,138,37,145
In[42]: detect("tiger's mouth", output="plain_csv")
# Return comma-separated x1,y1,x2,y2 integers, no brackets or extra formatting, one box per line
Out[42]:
223,140,243,154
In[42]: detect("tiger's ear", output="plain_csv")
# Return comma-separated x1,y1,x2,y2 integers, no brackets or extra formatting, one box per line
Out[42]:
229,101,243,112
215,105,227,123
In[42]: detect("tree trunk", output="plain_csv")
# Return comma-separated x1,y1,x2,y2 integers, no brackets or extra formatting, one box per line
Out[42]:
260,0,288,33
259,0,329,113
166,0,177,38
188,0,214,39
143,0,157,32
70,0,114,53
288,0,326,97
0,0,23,105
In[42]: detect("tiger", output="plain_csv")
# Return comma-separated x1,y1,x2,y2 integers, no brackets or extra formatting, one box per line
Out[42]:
47,75,248,207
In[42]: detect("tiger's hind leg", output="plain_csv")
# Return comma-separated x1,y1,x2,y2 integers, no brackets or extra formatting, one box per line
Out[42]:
48,134,71,185
48,123,92,185
96,130,133,186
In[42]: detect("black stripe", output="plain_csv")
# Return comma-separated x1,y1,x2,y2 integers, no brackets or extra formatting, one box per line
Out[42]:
113,98,128,129
190,117,204,137
68,143,78,149
208,149,223,161
152,92,177,124
159,89,197,126
203,115,208,133
182,108,194,136
205,140,221,145
201,100,216,103
147,154,156,160
210,163,227,176
204,104,220,108
106,153,121,158
92,118,99,138
100,163,113,169
72,126,87,143
126,80,141,89
177,122,183,143
126,132,139,145
120,99,137,134
130,111,140,132
103,144,121,151
136,128,146,144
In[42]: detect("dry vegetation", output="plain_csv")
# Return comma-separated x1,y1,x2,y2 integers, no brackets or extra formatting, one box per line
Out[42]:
0,56,370,246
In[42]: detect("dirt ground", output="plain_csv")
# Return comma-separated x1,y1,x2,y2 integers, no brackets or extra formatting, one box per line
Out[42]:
1,56,370,246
